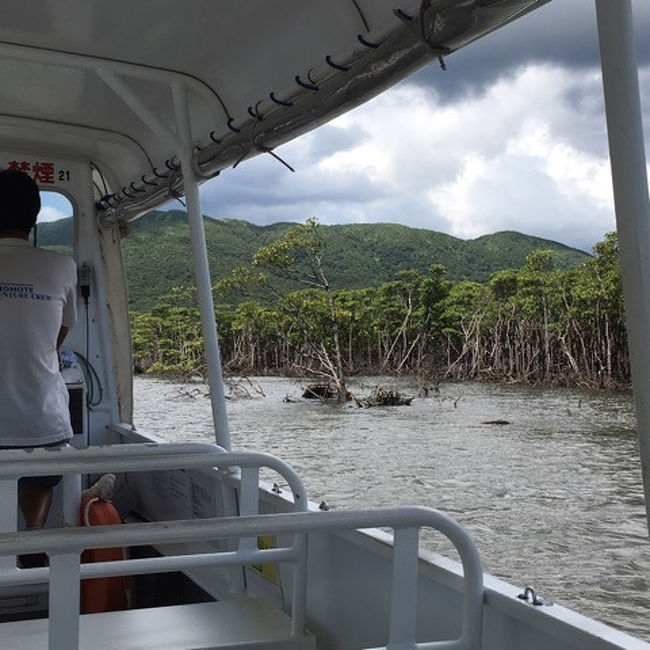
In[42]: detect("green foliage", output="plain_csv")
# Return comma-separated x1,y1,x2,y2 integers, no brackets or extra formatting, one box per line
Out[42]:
252,217,327,289
40,215,625,387
127,231,629,387
35,217,73,251
131,304,204,374
36,213,589,311
215,266,268,294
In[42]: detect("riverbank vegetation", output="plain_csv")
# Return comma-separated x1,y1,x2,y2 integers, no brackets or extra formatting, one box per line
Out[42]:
37,212,588,311
131,223,626,391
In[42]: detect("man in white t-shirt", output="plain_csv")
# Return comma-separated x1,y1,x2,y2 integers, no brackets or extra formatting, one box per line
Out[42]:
0,169,77,531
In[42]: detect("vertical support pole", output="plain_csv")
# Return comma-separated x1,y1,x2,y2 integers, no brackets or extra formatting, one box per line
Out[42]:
99,69,231,449
172,83,231,450
61,474,81,526
595,0,650,531
290,532,308,637
388,527,419,649
0,479,17,570
49,552,81,650
238,467,259,552
171,81,243,591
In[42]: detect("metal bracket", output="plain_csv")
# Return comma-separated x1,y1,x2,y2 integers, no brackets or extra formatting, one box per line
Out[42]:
517,585,552,606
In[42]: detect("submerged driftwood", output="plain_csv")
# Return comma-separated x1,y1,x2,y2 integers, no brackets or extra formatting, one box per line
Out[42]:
226,375,266,399
355,387,413,408
302,383,338,399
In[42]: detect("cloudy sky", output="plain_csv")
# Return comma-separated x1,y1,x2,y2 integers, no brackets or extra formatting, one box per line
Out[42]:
196,0,650,254
39,1,649,254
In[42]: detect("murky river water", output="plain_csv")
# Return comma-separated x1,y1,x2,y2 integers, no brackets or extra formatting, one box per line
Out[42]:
133,375,649,641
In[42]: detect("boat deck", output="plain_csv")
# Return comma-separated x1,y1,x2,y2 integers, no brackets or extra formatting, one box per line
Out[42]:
0,599,315,650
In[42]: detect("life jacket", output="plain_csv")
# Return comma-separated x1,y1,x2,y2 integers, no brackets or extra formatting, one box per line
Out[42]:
80,482,133,614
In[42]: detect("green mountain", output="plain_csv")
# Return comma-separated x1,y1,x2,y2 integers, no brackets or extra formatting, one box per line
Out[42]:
38,210,590,311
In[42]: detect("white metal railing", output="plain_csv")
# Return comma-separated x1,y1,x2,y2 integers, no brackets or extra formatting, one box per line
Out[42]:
0,442,309,559
0,443,302,493
0,443,309,648
0,444,484,650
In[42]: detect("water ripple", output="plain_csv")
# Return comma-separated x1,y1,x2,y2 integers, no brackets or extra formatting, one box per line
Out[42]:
133,376,649,641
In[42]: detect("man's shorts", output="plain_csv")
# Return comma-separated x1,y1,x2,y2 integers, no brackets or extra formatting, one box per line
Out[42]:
0,440,68,488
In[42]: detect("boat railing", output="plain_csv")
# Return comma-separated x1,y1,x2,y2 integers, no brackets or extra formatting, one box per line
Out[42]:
0,441,310,524
0,444,484,650
0,442,308,504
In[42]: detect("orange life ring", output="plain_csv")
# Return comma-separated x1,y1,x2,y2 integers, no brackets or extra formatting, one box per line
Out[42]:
80,495,133,614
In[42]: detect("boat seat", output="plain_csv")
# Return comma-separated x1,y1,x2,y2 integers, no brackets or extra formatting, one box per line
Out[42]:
0,598,316,650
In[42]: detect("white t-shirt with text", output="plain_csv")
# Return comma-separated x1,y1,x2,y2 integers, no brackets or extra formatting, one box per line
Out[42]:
0,238,77,446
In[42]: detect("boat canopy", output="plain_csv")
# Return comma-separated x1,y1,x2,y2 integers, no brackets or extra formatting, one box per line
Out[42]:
0,0,548,223
3,2,650,534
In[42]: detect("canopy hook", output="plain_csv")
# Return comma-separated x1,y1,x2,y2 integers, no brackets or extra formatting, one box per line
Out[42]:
129,181,146,194
325,55,350,72
357,34,380,49
295,74,319,91
141,175,158,188
269,92,294,107
248,101,264,120
394,8,414,22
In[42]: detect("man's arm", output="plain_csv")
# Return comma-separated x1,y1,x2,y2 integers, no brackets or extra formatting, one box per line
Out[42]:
56,326,69,352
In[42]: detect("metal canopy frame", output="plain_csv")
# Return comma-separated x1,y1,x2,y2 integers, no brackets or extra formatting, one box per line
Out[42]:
0,39,220,213
0,0,551,222
97,68,231,449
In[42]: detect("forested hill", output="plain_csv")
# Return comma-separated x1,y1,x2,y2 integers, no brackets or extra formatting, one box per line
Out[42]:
38,209,589,311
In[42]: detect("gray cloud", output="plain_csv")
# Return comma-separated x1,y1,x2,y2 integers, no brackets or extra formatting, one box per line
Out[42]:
305,124,370,161
194,3,649,254
408,0,650,103
202,150,388,210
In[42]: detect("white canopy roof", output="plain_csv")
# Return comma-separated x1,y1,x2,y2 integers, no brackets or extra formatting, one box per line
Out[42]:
0,0,548,221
